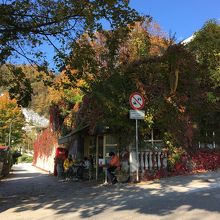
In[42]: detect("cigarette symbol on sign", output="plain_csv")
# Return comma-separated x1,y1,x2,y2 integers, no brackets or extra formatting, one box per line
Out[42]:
129,92,145,110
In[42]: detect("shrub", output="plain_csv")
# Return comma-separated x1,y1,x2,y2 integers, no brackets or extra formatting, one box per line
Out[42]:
163,132,185,171
171,149,220,175
190,149,220,171
18,154,33,163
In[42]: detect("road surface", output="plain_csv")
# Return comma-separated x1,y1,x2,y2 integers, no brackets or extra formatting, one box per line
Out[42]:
0,163,220,220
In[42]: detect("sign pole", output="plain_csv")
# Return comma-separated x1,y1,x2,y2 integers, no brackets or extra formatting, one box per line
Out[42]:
136,119,139,182
129,92,145,183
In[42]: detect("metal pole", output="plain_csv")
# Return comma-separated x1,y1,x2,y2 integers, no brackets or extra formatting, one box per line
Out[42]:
151,129,154,148
136,119,139,182
213,131,215,149
103,135,108,184
95,136,99,180
8,120,12,147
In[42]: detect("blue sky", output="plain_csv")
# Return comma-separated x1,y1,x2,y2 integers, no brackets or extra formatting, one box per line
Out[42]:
10,0,220,70
130,0,220,41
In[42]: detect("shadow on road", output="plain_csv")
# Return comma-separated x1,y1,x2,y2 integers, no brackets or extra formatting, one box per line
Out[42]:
0,163,220,219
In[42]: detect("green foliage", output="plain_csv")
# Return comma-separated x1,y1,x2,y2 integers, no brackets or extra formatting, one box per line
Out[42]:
0,93,25,146
0,65,32,107
187,20,220,142
0,64,51,115
64,90,82,104
51,19,219,151
66,20,201,147
23,65,51,116
188,20,220,74
22,130,38,152
206,92,220,103
0,0,141,107
144,110,154,129
164,132,185,170
18,154,33,163
187,20,220,92
0,0,141,66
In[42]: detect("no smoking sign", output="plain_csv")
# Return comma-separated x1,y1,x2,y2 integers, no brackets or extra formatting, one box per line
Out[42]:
129,92,145,110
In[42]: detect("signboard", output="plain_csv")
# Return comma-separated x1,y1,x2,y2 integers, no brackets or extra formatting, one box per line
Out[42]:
129,92,145,110
129,110,145,120
129,92,145,182
98,159,105,166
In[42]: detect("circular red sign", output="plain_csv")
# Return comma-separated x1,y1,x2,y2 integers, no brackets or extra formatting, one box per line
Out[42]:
129,92,145,110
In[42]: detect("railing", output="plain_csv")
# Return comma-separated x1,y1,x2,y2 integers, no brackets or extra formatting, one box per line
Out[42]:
139,150,168,171
130,150,168,174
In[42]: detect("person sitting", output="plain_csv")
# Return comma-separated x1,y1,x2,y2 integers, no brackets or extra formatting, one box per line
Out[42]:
88,155,94,167
83,157,91,169
63,155,74,180
83,157,92,180
107,152,120,184
55,156,65,179
76,157,92,180
76,160,85,180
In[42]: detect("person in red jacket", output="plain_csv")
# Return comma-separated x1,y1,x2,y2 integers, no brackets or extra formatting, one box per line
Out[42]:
107,152,120,184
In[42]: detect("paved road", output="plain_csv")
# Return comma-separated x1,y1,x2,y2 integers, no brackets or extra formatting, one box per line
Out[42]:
1,163,220,220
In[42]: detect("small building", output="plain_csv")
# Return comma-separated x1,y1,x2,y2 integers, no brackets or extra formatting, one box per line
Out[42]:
58,125,119,179
58,126,168,181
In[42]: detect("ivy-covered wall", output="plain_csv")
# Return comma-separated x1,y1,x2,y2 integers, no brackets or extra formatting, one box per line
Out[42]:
33,127,58,173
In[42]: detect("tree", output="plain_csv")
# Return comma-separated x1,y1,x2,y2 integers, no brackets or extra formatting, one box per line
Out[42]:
188,20,220,81
20,65,51,116
0,0,141,107
47,70,84,135
0,64,33,107
66,19,205,149
0,0,140,66
0,92,25,146
66,20,173,143
187,20,220,145
0,64,53,109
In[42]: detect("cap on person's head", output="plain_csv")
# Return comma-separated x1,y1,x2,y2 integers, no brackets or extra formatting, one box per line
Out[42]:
109,152,115,157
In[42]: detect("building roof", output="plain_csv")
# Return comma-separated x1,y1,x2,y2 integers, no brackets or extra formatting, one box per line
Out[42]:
58,125,89,145
181,35,194,45
0,145,9,150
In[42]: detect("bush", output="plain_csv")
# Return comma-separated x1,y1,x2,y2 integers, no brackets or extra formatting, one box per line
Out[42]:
18,154,33,163
12,151,22,164
170,149,220,175
190,149,220,171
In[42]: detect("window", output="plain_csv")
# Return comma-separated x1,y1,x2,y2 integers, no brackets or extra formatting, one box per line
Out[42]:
143,129,163,150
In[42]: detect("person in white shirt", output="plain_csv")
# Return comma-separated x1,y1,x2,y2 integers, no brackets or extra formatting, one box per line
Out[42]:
83,157,91,169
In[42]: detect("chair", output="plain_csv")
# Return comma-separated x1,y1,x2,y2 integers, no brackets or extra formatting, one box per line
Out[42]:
83,165,93,181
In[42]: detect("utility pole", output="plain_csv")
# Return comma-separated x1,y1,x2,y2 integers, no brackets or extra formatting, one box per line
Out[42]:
8,121,12,147
8,117,14,147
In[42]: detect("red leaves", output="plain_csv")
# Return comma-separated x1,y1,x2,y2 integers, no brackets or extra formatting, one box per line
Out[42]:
142,149,220,181
190,150,220,171
33,128,58,164
173,149,220,175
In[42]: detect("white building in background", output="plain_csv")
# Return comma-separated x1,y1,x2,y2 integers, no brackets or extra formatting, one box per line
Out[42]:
22,108,49,132
181,35,194,45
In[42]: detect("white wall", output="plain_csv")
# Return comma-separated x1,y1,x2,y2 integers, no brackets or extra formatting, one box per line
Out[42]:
33,145,56,174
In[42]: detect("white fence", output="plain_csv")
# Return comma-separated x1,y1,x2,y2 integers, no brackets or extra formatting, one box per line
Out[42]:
130,150,168,173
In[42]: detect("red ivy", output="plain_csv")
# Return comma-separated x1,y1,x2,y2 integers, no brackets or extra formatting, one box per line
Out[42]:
190,150,220,171
142,149,220,181
173,149,220,175
33,127,58,164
